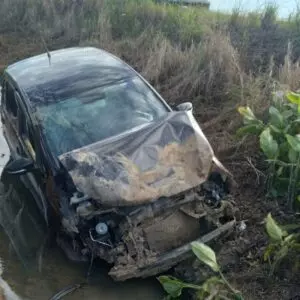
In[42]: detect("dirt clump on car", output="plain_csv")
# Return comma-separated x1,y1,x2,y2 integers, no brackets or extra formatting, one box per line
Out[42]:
59,112,219,207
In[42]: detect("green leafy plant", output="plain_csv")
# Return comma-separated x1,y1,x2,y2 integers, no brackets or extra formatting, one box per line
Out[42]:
238,91,300,209
158,242,243,300
264,213,300,275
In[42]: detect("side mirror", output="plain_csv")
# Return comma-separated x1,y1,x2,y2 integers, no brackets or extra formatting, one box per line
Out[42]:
4,156,34,175
175,102,193,112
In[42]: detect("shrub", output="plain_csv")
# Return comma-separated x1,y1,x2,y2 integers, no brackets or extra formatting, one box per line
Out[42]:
238,91,300,209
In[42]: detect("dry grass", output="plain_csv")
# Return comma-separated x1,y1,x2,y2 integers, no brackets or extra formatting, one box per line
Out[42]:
111,31,244,106
278,43,300,91
163,32,243,103
1,0,300,145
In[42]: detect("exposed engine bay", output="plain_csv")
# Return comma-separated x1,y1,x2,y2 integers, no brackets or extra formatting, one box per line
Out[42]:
54,111,236,281
58,170,235,281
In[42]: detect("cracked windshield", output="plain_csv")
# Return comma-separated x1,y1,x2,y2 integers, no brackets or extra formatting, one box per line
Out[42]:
0,0,299,300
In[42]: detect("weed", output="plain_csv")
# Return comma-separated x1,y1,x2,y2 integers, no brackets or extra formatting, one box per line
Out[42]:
158,242,243,300
238,91,300,209
264,213,300,275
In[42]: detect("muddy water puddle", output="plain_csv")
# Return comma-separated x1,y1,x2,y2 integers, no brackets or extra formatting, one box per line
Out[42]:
0,123,163,300
0,229,163,300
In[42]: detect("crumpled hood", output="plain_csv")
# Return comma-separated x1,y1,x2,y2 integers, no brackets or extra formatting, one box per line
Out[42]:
59,111,215,206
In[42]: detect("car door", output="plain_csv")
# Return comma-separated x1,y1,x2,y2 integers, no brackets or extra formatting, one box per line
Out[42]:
1,79,49,224
17,96,50,224
0,81,48,266
0,79,20,156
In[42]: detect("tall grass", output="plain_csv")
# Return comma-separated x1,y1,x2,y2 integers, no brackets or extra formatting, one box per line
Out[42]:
2,0,300,133
0,0,220,44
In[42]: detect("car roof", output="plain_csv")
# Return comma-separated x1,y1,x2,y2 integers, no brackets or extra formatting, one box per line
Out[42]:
6,47,136,106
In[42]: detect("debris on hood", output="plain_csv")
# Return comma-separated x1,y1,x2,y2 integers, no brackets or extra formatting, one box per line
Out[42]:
59,111,217,206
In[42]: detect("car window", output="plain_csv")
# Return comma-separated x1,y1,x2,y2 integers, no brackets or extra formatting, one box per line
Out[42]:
17,93,36,160
36,76,169,156
5,82,18,117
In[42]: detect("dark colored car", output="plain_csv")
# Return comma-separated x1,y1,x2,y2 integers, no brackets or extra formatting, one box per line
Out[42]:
0,47,235,281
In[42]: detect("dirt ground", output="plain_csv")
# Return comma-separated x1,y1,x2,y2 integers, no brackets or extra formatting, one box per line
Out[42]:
1,36,300,300
204,127,300,300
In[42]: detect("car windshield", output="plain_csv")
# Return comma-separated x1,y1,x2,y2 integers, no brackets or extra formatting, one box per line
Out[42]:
36,76,168,156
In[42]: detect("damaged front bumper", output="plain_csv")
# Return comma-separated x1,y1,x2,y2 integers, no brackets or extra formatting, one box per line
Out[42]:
54,110,238,281
109,219,235,281
60,176,237,281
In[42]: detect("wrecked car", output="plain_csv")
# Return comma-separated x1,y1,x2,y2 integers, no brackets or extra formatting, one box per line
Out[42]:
0,47,235,281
